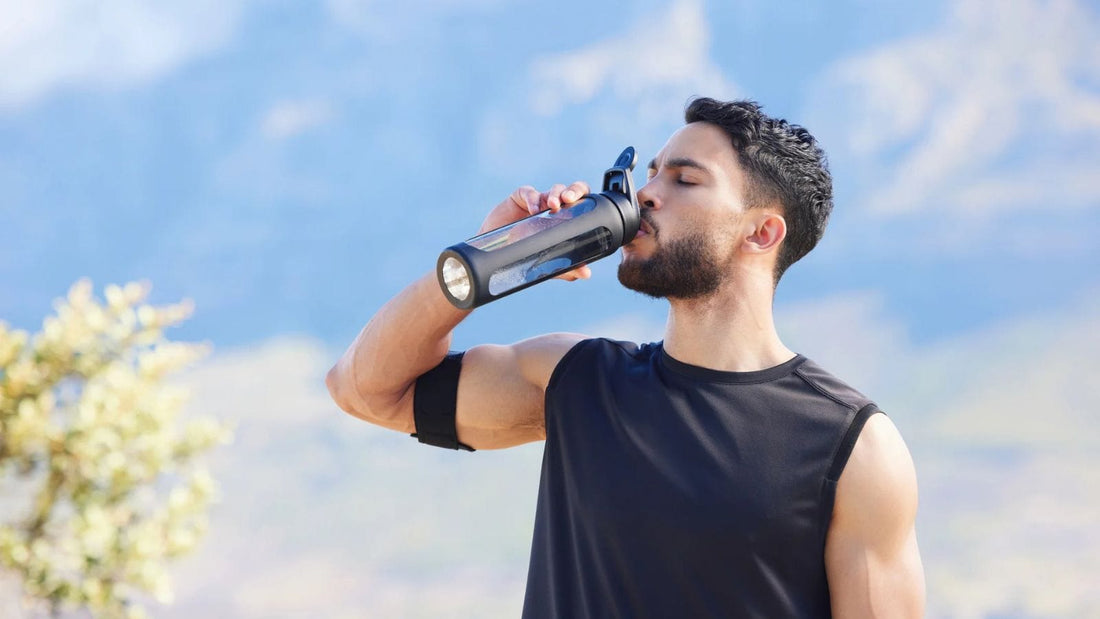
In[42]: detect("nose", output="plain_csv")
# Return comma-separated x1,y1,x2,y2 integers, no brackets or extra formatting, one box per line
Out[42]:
636,181,659,210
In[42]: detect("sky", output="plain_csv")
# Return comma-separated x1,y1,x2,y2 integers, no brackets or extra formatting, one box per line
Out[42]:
1,0,1099,616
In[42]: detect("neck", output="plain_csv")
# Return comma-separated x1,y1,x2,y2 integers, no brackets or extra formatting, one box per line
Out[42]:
661,268,794,373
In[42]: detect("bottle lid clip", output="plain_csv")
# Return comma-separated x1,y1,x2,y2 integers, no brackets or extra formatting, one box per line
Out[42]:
601,146,638,208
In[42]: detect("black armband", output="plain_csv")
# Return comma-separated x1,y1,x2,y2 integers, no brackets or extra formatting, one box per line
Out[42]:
412,351,475,451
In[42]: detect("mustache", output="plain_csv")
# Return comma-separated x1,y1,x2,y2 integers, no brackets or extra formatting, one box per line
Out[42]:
641,212,658,233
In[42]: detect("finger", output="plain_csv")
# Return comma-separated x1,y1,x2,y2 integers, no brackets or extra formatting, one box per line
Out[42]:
523,186,541,214
554,264,592,281
545,183,567,211
509,185,540,215
560,180,590,204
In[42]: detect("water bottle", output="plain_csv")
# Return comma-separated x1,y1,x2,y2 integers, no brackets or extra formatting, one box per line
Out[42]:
437,147,640,309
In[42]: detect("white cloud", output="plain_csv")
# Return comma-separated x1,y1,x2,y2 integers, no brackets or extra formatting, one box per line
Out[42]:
811,0,1100,217
913,294,1100,449
326,0,509,42
527,0,735,118
919,450,1100,617
0,0,247,111
776,291,911,395
212,109,337,206
476,0,737,181
260,99,333,140
176,336,336,431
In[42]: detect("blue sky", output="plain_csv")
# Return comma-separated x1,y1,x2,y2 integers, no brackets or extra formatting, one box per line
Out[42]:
2,0,1099,616
3,0,1096,351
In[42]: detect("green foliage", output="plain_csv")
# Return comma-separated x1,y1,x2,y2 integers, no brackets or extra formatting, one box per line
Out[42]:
0,280,231,618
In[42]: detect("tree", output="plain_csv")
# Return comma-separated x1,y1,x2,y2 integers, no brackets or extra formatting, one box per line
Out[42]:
0,280,231,618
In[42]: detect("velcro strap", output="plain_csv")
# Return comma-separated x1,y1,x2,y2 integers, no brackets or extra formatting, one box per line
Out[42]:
412,351,475,451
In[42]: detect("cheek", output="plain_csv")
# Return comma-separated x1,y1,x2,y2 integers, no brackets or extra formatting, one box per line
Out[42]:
680,210,731,240
701,217,745,257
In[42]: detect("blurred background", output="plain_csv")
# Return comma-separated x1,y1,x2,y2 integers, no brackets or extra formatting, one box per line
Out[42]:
2,0,1098,616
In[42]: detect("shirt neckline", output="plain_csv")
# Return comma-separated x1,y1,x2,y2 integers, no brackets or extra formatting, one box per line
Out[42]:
657,342,807,384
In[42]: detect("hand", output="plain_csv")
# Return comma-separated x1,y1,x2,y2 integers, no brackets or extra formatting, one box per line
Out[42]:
478,181,593,281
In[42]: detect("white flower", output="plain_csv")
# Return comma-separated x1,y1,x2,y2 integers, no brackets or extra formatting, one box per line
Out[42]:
167,487,190,513
81,578,105,607
9,543,29,565
189,470,216,503
105,284,127,312
66,279,94,309
131,523,164,559
166,527,197,554
137,305,158,328
123,281,149,305
79,508,115,559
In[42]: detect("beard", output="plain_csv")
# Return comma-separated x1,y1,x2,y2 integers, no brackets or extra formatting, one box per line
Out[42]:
617,230,727,300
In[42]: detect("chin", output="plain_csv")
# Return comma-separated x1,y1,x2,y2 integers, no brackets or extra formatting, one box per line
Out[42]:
621,243,653,260
619,253,647,270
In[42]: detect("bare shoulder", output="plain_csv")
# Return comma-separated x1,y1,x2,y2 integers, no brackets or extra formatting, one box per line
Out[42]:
466,332,590,392
826,412,925,617
516,331,591,386
454,332,589,449
837,413,918,527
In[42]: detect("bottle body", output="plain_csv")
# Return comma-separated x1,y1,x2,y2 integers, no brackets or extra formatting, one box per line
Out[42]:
437,146,640,309
438,192,634,309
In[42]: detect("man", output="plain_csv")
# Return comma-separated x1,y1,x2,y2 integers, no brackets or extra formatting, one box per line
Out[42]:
327,98,925,617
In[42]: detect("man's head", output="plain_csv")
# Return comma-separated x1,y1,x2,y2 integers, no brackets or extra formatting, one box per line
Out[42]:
617,98,832,299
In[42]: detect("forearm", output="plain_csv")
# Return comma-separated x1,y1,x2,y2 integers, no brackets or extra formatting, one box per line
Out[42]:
327,181,590,432
327,270,469,429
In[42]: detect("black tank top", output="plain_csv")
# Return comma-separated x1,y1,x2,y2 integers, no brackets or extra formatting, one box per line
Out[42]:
522,339,879,618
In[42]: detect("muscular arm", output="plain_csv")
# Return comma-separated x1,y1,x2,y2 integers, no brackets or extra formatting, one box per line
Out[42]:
325,269,469,435
325,182,591,450
825,413,926,618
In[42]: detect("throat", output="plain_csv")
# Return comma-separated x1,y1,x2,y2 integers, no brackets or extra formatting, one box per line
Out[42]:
663,295,793,373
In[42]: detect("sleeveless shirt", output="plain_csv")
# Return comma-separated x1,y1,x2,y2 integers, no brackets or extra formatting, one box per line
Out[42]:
521,338,880,618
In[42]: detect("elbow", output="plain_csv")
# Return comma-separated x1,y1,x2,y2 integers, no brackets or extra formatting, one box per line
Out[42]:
325,360,413,433
325,364,342,406
326,361,365,419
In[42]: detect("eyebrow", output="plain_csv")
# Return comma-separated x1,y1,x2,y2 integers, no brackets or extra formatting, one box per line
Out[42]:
647,157,711,174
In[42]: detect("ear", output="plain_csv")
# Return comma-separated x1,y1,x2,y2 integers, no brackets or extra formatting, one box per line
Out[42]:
743,212,787,254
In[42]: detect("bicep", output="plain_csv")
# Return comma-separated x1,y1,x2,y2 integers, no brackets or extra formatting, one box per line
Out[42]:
454,333,586,450
825,413,926,618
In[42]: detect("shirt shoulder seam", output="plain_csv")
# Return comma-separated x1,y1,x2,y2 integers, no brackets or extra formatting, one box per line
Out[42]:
793,366,860,412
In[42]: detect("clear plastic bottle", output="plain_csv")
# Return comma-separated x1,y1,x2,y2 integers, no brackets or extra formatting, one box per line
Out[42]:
437,147,640,309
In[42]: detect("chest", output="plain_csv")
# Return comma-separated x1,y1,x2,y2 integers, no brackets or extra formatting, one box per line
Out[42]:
548,380,830,548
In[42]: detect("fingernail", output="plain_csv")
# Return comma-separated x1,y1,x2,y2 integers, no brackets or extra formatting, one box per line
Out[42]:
562,190,575,202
